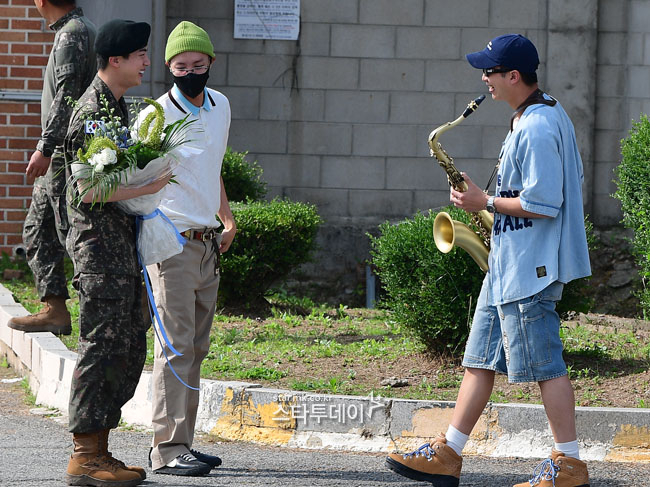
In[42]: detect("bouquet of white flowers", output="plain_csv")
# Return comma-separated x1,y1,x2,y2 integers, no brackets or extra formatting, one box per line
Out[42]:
70,95,198,265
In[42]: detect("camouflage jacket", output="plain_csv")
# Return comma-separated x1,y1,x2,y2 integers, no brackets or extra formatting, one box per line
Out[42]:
64,75,139,277
37,7,96,158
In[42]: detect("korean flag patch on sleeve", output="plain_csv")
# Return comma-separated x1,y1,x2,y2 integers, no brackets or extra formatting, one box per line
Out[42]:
84,120,105,134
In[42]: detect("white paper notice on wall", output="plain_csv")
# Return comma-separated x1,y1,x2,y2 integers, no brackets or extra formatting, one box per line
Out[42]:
234,0,300,40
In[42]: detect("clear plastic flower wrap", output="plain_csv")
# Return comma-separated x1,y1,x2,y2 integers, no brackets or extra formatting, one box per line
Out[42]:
117,146,202,265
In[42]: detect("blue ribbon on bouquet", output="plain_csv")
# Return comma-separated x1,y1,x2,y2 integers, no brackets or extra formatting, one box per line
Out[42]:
135,210,197,391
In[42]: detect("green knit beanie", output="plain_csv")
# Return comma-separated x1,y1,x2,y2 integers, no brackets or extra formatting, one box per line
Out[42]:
165,21,214,63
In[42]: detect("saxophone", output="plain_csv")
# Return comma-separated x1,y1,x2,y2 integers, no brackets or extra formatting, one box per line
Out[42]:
429,95,492,272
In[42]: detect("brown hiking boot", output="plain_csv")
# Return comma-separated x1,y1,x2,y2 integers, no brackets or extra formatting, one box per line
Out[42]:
98,429,146,480
385,435,462,487
65,432,143,487
7,296,71,335
514,450,590,487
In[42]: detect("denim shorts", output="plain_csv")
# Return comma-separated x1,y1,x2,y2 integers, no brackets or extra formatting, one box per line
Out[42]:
462,279,567,383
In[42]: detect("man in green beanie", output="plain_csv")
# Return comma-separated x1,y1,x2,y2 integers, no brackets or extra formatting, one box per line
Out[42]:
137,20,236,477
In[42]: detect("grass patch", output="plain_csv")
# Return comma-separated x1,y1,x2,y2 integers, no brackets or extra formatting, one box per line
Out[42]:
1,259,649,408
20,377,36,406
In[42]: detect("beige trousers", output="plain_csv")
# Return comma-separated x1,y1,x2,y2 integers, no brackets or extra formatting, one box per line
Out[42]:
147,237,220,470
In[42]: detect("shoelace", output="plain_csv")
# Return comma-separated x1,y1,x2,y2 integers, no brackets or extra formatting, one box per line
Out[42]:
179,452,198,462
189,449,206,459
528,458,560,486
402,443,436,462
105,455,125,468
84,456,121,472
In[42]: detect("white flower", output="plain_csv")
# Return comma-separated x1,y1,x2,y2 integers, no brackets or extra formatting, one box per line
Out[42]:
89,148,117,168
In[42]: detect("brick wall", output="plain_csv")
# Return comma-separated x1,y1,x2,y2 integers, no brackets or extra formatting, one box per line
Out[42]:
0,0,51,255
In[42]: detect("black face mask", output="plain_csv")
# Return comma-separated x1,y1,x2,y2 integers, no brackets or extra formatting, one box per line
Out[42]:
173,71,210,99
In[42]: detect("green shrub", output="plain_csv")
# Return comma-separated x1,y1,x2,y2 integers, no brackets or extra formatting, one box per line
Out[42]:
369,208,595,353
221,147,267,202
219,198,322,306
615,115,650,317
369,207,484,353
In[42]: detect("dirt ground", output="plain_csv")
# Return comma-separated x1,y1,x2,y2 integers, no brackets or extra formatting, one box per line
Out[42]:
210,308,650,409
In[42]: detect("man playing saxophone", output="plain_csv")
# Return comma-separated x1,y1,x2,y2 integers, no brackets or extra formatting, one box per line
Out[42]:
386,34,591,487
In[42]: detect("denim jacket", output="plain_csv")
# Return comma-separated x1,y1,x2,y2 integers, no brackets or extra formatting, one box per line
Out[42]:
486,96,591,306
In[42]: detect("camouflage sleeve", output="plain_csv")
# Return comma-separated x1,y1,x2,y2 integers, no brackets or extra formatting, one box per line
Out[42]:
38,27,93,156
64,105,90,165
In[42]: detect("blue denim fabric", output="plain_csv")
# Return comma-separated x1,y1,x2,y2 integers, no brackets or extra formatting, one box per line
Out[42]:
487,98,591,306
462,279,567,383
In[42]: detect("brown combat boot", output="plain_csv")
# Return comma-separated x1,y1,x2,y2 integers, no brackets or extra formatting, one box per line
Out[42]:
514,450,590,487
65,432,142,487
7,296,71,335
98,429,146,480
385,435,462,487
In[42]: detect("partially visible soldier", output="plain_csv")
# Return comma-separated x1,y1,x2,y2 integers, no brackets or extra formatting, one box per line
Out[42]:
8,0,96,335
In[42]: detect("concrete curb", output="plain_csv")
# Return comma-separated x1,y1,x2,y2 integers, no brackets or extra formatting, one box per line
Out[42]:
1,283,648,462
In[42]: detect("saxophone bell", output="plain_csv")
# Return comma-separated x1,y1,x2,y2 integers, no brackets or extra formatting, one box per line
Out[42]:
433,211,490,273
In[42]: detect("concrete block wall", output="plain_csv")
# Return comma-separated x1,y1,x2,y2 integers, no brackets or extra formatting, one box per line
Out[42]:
593,0,646,224
1,0,649,300
167,0,559,299
170,1,532,225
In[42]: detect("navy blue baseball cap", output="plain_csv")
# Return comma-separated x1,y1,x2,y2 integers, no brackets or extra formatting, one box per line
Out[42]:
466,34,539,73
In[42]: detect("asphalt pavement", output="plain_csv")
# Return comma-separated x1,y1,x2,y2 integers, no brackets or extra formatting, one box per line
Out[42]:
1,367,649,487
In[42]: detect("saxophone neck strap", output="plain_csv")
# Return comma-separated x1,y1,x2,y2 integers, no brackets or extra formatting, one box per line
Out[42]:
510,88,557,131
487,90,556,193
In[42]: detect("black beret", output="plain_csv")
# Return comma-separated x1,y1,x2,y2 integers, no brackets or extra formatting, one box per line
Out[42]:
95,19,151,57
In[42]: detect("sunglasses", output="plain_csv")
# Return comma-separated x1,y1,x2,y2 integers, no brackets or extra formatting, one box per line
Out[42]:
482,67,512,76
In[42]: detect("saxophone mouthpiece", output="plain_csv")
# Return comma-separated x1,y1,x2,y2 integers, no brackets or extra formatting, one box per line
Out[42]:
462,94,486,118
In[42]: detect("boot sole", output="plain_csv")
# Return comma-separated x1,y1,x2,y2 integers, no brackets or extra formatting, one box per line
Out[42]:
385,457,460,487
153,464,211,476
7,322,72,335
66,473,142,487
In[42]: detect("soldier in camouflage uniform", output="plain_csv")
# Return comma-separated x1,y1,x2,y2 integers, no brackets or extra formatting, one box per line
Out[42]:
62,19,169,487
8,0,96,335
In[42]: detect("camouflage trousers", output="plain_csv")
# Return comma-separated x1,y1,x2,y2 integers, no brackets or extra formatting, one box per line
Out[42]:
68,273,148,434
23,152,69,300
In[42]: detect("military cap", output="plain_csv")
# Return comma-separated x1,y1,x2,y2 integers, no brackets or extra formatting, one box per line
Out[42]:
95,19,151,57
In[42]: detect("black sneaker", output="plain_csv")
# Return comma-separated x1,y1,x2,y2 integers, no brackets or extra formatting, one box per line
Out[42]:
190,449,222,469
152,452,211,476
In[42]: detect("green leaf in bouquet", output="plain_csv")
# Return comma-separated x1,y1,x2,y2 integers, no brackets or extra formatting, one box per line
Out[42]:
124,142,164,169
160,113,199,153
73,162,128,208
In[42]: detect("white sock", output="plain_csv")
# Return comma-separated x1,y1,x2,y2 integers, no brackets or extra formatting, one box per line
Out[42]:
555,440,580,460
445,425,468,456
